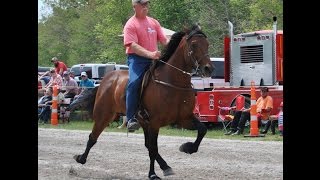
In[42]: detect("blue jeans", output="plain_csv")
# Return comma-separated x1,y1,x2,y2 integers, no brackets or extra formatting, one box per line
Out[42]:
126,54,151,121
39,106,51,122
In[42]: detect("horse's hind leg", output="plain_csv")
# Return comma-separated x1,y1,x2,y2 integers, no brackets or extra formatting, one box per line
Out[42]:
143,128,175,177
74,112,116,164
179,117,207,154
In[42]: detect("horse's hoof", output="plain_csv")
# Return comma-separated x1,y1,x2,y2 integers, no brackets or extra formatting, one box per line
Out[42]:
149,174,161,180
73,155,86,164
163,168,175,176
179,142,197,154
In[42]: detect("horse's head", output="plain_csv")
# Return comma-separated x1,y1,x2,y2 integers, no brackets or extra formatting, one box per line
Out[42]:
184,24,214,77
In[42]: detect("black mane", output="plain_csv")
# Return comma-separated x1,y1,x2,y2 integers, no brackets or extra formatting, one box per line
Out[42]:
154,25,206,69
154,31,185,68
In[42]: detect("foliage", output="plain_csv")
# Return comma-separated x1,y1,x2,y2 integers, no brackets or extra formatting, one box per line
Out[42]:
38,0,283,66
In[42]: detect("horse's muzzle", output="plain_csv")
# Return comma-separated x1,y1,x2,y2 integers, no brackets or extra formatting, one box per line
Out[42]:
201,63,214,77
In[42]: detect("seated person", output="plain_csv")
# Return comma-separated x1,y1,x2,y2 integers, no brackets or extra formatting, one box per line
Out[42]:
225,87,273,135
39,74,50,84
218,95,246,122
278,102,283,136
264,101,283,135
38,88,53,123
73,71,94,100
62,71,78,99
38,68,63,97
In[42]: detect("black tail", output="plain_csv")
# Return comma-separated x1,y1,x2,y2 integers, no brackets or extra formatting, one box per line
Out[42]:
69,86,99,118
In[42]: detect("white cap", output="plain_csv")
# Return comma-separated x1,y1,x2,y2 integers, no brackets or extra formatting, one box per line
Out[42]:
51,57,58,62
80,72,87,76
132,0,149,4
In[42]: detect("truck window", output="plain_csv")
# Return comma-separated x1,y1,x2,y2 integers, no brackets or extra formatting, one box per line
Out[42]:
71,67,92,77
191,60,225,79
98,66,106,79
119,66,129,70
211,61,224,79
105,64,116,74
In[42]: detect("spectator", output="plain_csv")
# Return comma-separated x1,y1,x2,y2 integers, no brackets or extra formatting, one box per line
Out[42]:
123,0,168,131
38,68,63,97
38,88,53,123
78,72,94,93
62,71,78,98
225,87,273,135
73,72,95,101
38,72,50,85
69,71,75,79
278,102,283,136
51,57,67,76
45,68,63,88
265,101,283,135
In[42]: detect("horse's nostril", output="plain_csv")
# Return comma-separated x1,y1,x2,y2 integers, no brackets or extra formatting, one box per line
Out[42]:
204,65,213,75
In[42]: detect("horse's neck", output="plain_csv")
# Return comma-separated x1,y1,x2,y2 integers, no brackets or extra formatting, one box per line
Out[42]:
158,48,192,83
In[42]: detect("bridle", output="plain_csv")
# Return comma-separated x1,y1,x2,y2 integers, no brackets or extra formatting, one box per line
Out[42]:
159,32,209,76
154,30,209,90
185,33,210,77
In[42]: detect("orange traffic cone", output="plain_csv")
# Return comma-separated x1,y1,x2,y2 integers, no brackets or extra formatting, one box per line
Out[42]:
51,85,58,125
244,81,265,137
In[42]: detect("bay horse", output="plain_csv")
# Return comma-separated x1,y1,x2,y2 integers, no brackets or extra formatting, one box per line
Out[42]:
73,24,214,180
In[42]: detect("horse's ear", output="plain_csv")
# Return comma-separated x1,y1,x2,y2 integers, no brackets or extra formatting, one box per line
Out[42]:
182,25,189,33
196,23,201,30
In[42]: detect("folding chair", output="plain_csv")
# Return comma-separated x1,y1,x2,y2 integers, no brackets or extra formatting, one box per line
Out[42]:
218,107,234,133
218,95,246,132
59,98,71,123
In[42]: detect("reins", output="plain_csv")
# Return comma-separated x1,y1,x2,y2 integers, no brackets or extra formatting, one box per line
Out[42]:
152,31,208,91
158,59,193,76
152,75,194,91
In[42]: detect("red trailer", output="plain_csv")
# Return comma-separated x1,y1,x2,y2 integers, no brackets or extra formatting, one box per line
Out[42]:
194,17,283,125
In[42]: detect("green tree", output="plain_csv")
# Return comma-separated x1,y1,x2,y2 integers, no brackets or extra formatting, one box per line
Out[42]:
93,0,133,64
38,0,283,66
247,0,283,31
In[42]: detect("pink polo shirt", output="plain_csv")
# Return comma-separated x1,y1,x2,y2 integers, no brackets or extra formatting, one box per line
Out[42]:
123,16,167,54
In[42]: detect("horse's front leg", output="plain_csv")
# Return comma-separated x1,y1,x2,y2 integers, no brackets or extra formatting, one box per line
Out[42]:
143,128,175,177
179,117,207,154
146,128,162,180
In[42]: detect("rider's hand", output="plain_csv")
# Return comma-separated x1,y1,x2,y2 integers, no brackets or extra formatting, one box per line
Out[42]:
149,51,161,60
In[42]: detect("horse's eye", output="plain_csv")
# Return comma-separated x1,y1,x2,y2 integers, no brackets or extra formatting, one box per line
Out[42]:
191,42,198,49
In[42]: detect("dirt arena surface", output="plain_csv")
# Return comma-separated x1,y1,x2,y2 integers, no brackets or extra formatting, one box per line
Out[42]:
38,128,283,180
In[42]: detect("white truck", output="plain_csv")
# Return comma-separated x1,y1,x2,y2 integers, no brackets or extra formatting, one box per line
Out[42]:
70,63,129,86
191,58,229,90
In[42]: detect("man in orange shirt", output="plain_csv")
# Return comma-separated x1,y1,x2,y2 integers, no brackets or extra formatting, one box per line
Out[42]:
225,87,273,135
256,87,273,121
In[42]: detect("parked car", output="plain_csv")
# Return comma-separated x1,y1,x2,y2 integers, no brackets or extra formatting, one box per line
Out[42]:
70,63,129,86
38,66,51,76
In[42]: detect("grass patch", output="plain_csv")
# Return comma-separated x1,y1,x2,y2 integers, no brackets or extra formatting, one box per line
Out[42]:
38,119,283,141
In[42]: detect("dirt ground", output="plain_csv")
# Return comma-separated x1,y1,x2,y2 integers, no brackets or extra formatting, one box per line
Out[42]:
38,128,283,180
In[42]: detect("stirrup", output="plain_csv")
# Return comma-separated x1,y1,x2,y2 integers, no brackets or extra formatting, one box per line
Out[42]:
127,121,140,131
137,109,149,120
